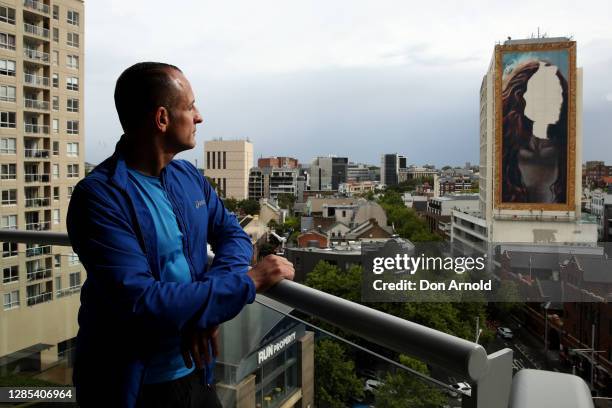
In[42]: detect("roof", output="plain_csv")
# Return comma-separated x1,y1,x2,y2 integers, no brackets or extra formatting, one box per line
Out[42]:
308,197,358,213
507,251,566,270
573,255,612,283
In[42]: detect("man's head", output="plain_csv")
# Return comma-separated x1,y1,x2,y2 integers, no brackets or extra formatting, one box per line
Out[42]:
114,62,203,151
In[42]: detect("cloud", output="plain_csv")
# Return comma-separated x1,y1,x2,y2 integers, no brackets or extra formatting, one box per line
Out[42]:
605,93,612,102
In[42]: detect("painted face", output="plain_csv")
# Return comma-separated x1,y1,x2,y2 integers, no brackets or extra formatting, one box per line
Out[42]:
523,62,563,127
165,71,203,152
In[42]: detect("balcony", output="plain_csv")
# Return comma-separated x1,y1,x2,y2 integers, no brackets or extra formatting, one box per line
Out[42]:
24,173,50,183
26,267,52,281
25,196,50,208
24,48,50,63
0,229,599,408
25,245,51,257
25,221,50,231
23,23,50,39
23,0,50,15
24,148,50,159
24,73,50,87
24,123,50,135
24,98,50,111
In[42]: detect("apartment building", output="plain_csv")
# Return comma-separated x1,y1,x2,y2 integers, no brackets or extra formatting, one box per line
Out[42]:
0,0,85,374
204,139,253,199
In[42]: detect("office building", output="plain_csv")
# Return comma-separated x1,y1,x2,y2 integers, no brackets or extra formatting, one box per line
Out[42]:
248,166,298,201
309,156,347,191
380,153,407,187
205,139,253,199
0,0,85,375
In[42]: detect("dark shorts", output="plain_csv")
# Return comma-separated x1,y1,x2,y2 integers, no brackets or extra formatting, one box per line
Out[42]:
136,370,222,408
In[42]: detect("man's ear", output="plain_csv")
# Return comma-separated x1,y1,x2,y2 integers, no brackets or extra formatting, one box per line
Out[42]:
155,107,170,132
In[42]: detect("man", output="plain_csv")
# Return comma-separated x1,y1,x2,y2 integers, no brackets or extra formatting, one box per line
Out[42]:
66,62,294,407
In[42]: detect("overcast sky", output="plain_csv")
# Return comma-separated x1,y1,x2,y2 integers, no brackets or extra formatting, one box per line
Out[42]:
85,0,612,167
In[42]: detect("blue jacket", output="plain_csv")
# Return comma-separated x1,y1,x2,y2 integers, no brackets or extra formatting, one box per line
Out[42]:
66,138,255,407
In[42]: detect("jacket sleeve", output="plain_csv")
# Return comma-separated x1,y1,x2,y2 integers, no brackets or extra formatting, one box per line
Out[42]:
67,180,254,335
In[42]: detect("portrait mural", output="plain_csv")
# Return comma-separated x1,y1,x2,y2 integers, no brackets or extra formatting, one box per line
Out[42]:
495,42,576,210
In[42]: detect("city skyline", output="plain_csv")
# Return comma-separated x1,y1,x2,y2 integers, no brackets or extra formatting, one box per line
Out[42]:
85,1,612,167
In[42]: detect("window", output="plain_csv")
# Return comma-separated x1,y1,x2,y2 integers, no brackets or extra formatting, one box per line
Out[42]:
55,276,61,293
0,85,15,102
67,142,78,156
52,73,59,88
0,6,15,25
67,32,79,47
52,119,59,133
67,164,79,178
0,137,16,154
0,163,16,179
1,214,17,229
52,50,59,66
53,186,59,201
66,55,78,69
69,272,81,288
67,10,79,26
0,111,16,127
67,186,74,199
69,254,80,267
3,265,18,283
53,209,60,224
0,59,15,76
2,242,17,258
66,77,78,91
52,163,59,179
0,33,15,50
67,120,78,134
67,98,79,112
1,189,16,205
3,290,19,310
52,96,59,111
52,141,59,155
54,254,61,267
52,27,59,42
53,5,59,19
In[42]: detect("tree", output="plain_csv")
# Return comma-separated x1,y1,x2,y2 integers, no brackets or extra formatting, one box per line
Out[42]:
237,199,260,215
223,197,239,212
277,193,296,211
305,261,362,302
378,191,441,242
315,339,364,408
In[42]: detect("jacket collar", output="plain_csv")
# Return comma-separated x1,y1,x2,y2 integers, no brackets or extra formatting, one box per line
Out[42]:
109,134,130,192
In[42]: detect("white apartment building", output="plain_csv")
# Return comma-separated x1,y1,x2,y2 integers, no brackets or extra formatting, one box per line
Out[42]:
204,139,253,200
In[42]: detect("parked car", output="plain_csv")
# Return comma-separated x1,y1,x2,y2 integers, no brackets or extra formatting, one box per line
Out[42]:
497,327,514,339
364,379,383,393
448,382,472,398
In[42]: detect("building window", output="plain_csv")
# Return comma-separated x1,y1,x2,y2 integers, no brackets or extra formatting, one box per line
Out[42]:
52,50,59,65
0,32,15,50
67,10,79,26
67,98,79,112
67,186,74,199
0,137,16,154
0,163,16,180
3,290,19,310
223,151,226,169
66,77,78,91
206,151,210,169
52,73,59,88
52,141,59,156
67,142,78,156
67,120,78,134
52,96,59,111
69,254,80,267
52,27,59,42
2,242,17,258
53,186,59,201
2,265,18,283
67,164,79,178
0,59,15,76
0,111,15,127
52,119,59,133
52,163,59,179
66,55,78,69
52,5,59,19
54,254,61,267
67,32,79,47
0,6,15,25
1,189,16,205
55,276,61,293
53,209,60,224
0,85,15,102
1,214,17,229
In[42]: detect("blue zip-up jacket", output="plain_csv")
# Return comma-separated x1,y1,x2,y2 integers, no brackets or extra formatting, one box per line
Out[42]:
66,137,255,407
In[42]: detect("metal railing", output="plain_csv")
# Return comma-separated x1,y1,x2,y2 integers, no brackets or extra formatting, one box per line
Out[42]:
23,0,50,14
24,48,50,63
26,267,52,281
23,23,50,38
24,173,50,183
26,292,52,306
0,229,596,408
24,98,50,110
25,245,51,257
24,196,50,208
24,148,50,158
24,73,50,87
24,123,50,134
24,221,50,231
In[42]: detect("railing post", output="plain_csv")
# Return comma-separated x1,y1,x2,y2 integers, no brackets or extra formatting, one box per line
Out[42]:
462,348,513,408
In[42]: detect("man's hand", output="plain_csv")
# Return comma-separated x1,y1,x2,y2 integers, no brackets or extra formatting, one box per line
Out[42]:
247,255,295,293
181,326,219,369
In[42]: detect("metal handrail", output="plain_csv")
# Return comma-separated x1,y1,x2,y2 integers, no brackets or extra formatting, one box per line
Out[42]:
24,98,50,110
23,23,50,38
24,73,50,87
24,123,50,134
24,48,50,62
23,0,50,14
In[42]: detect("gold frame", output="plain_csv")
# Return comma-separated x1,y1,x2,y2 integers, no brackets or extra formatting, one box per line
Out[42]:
494,41,576,211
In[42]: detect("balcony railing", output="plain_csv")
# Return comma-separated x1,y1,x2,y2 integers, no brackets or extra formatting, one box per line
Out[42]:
24,123,50,134
24,48,50,63
26,291,52,306
24,73,50,87
26,267,52,281
25,245,51,257
25,221,50,231
24,148,50,158
23,0,50,14
25,196,50,208
24,98,50,110
23,23,50,38
0,229,597,408
24,173,50,183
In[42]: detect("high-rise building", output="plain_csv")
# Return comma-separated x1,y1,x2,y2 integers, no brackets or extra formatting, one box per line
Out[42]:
257,156,298,169
0,0,85,372
204,139,253,199
309,156,348,191
451,37,597,247
380,153,407,186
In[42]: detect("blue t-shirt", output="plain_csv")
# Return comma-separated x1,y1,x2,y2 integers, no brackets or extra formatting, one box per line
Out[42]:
127,168,195,384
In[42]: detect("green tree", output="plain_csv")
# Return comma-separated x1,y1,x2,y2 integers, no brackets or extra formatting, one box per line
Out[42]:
238,199,260,215
305,261,362,302
223,197,239,212
315,339,364,408
277,193,296,210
